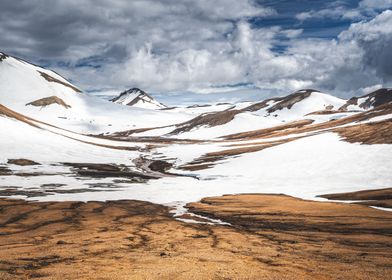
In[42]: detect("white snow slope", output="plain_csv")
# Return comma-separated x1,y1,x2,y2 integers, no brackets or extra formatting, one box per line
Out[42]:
7,133,390,208
0,52,391,215
0,54,190,134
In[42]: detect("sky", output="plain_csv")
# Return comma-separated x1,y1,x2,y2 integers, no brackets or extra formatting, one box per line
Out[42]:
1,0,392,102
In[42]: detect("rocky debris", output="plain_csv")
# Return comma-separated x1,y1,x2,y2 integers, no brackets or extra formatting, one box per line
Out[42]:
26,96,71,109
38,71,82,93
7,158,40,166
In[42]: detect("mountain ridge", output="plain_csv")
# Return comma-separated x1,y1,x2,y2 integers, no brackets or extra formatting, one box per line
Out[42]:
110,88,167,109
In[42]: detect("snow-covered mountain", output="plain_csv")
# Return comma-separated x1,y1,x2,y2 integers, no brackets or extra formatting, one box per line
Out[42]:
111,88,167,109
126,89,350,139
0,52,391,213
0,52,189,134
264,89,346,116
340,88,392,111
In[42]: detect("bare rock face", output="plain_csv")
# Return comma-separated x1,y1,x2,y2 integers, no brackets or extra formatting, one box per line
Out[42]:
0,52,9,62
26,96,71,109
340,88,392,111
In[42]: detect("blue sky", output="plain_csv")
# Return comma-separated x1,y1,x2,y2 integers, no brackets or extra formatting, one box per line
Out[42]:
1,0,392,101
254,0,352,37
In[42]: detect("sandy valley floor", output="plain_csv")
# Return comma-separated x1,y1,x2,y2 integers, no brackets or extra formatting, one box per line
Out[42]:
0,193,391,280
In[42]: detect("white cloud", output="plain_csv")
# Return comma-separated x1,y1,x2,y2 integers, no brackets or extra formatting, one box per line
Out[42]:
1,1,392,98
295,3,363,22
295,0,392,22
58,10,392,98
296,8,346,21
339,10,392,82
359,0,392,9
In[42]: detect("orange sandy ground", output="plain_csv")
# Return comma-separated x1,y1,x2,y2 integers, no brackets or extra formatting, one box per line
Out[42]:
0,194,391,279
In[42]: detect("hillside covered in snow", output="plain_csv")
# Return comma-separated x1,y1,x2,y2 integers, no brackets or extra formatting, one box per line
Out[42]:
0,53,188,134
0,51,391,211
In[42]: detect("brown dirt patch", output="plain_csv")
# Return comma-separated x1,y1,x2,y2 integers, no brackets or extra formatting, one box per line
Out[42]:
223,119,314,141
1,196,392,279
38,71,82,93
356,200,392,209
7,159,40,166
187,194,392,278
319,187,392,209
26,96,71,109
169,109,240,135
320,188,392,201
334,119,392,144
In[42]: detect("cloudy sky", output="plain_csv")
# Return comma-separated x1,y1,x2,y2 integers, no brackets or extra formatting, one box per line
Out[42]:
1,0,392,101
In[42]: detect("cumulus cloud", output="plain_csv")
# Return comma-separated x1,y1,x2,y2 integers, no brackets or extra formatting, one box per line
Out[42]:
296,6,361,21
295,0,392,22
253,10,392,95
0,1,391,98
339,10,392,82
359,0,392,9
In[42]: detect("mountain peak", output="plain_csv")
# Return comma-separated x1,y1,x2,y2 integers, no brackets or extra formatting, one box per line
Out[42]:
124,88,147,95
0,52,9,61
111,88,167,109
340,88,392,111
295,89,321,94
267,89,342,114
